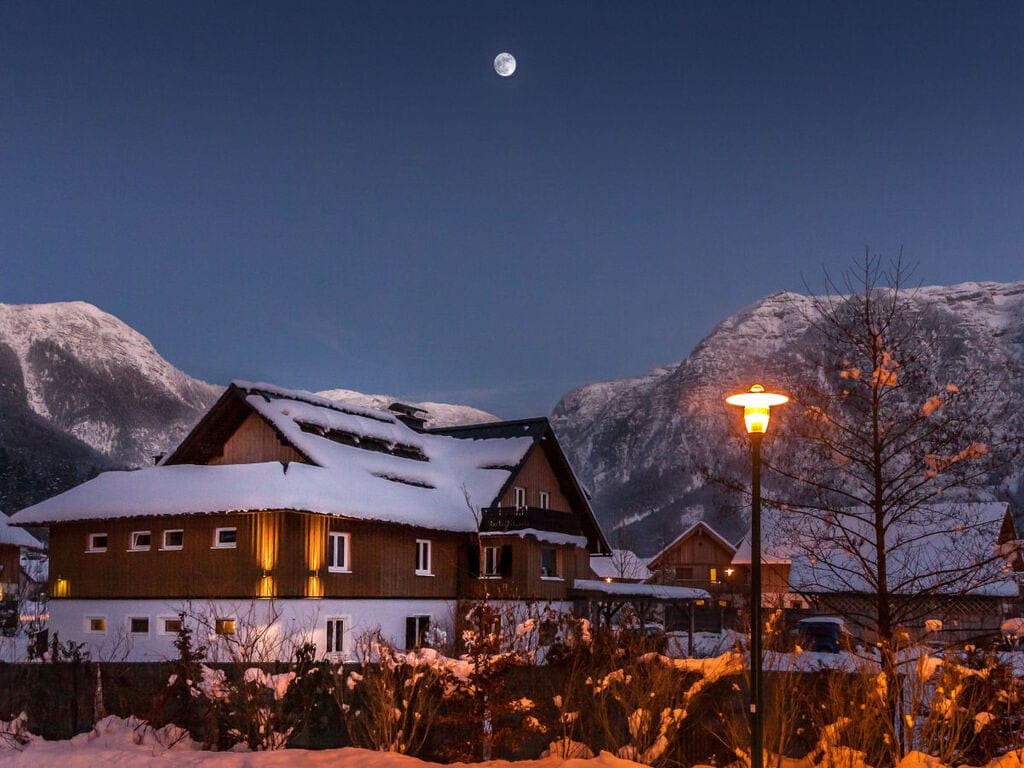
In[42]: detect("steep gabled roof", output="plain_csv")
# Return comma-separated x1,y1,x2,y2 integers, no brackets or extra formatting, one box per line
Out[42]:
12,381,535,533
648,520,737,571
433,418,611,554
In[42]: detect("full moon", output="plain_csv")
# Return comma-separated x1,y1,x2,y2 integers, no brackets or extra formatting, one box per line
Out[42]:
494,52,516,77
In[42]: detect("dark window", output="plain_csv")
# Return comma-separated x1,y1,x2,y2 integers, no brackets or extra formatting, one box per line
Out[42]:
87,533,108,552
328,532,350,571
162,617,183,634
541,547,558,578
130,531,151,550
129,617,149,634
214,528,237,548
405,616,430,649
483,546,500,576
163,530,184,549
327,618,346,654
674,566,694,581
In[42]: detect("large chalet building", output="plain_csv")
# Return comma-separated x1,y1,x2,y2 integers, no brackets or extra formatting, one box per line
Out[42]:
11,381,614,661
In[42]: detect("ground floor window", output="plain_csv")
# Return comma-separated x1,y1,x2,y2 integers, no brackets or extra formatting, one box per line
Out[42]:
215,618,236,635
129,617,149,635
86,617,107,633
325,617,347,654
406,615,430,649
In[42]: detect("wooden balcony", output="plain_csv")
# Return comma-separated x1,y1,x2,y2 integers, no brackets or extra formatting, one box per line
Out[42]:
480,507,583,537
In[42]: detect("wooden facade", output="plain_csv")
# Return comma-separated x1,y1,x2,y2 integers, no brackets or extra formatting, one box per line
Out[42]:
36,383,610,610
0,545,20,597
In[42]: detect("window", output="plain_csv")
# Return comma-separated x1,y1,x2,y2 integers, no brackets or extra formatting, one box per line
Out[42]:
415,539,432,575
129,531,151,551
405,615,430,649
710,567,720,584
483,546,501,577
86,617,106,633
162,529,184,550
215,618,236,635
540,547,559,578
213,527,237,549
159,616,183,635
326,617,347,655
513,487,527,509
674,566,694,581
328,532,350,572
538,490,550,509
129,617,150,635
87,533,108,553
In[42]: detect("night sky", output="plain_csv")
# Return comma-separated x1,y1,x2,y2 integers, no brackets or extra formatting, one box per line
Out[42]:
2,1,1022,417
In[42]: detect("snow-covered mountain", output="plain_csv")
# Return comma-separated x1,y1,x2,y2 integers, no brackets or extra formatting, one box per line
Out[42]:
317,389,498,428
0,302,223,512
552,281,1024,556
0,301,500,513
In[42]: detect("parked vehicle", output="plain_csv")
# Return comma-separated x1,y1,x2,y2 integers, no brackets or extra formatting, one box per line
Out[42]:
795,616,848,653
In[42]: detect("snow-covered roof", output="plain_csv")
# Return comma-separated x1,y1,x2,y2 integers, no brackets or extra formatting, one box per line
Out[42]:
12,382,535,532
589,549,650,580
749,501,1019,597
573,578,710,601
0,515,42,549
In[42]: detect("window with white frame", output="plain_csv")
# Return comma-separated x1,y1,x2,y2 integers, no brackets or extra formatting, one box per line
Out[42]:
326,617,347,655
87,533,108,552
328,532,350,572
86,617,107,633
540,546,559,578
415,539,432,575
129,617,150,635
538,490,550,509
513,486,527,509
129,531,151,551
162,529,184,550
405,615,430,649
482,545,501,577
159,616,183,635
213,527,237,549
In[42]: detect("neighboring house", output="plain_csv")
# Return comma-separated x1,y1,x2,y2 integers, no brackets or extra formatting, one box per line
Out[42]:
0,515,45,656
10,381,611,661
646,503,1023,644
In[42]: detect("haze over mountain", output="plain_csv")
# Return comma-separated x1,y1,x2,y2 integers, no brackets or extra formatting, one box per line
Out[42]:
552,282,1024,556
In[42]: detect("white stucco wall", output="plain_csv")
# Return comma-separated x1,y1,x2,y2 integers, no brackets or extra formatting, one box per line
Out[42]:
48,598,456,662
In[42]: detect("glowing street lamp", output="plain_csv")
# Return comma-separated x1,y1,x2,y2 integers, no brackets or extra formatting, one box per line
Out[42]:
725,384,788,768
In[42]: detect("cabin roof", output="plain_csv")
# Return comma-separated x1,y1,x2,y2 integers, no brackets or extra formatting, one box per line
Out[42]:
0,515,43,549
647,520,737,570
11,381,535,532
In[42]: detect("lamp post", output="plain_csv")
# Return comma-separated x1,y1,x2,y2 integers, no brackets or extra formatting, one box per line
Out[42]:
725,383,788,768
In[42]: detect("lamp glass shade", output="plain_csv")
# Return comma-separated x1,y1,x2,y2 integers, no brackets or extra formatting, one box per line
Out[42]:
725,384,789,435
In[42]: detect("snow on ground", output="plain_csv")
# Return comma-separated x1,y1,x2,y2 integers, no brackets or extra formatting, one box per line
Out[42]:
0,716,645,768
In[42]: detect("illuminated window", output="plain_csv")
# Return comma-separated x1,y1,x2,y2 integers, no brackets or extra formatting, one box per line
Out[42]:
86,617,106,633
328,532,350,572
215,618,236,635
513,487,527,509
326,617,347,655
538,490,550,509
415,539,432,575
87,533,108,552
213,527,237,549
129,617,150,635
710,567,720,584
162,530,184,550
129,531,151,551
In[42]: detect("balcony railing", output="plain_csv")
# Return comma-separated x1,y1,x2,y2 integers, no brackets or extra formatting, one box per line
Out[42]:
480,506,584,537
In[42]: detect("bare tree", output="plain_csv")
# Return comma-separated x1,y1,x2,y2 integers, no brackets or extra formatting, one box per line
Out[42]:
763,254,1021,760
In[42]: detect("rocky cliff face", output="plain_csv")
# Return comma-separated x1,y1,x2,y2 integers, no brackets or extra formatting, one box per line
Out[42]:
552,282,1024,555
0,302,223,512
